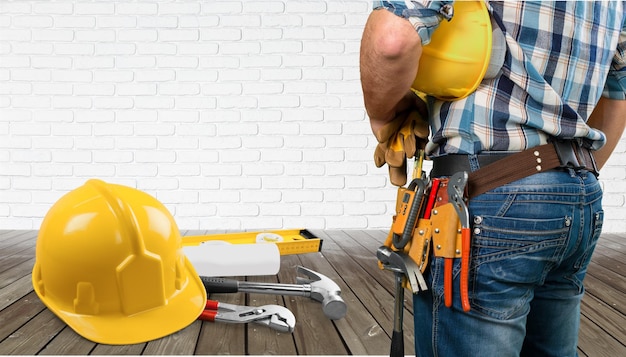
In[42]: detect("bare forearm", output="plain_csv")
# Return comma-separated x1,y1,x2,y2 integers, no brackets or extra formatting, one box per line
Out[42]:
587,97,626,170
360,9,423,133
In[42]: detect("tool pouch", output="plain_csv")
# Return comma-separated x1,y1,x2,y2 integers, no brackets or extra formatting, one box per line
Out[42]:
430,203,462,259
379,186,434,291
430,178,463,259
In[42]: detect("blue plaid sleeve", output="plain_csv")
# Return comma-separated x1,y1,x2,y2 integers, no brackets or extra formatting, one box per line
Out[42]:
372,1,453,45
603,27,626,100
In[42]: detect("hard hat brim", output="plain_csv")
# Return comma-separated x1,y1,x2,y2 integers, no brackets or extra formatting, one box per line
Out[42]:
33,258,207,345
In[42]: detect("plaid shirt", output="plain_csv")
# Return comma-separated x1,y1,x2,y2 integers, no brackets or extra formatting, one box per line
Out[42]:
372,1,626,154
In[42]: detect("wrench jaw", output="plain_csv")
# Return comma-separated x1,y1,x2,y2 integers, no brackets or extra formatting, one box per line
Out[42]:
258,307,296,333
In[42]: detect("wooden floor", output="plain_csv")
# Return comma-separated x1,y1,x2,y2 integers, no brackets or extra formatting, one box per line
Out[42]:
0,229,624,356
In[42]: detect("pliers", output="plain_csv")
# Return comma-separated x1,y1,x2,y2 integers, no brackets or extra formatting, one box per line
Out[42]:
446,171,471,312
198,300,296,333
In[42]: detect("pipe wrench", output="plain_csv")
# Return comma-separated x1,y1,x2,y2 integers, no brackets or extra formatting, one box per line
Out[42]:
446,171,471,312
198,300,296,333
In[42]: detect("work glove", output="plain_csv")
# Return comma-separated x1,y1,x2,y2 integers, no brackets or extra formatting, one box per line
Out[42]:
373,95,429,187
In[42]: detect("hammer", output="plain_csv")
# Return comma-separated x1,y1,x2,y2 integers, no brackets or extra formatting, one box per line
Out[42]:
200,266,347,320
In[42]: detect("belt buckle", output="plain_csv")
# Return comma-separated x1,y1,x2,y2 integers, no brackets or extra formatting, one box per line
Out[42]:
552,140,583,170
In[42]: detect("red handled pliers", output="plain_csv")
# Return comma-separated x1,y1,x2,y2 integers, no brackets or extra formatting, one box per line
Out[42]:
198,300,296,333
446,171,471,312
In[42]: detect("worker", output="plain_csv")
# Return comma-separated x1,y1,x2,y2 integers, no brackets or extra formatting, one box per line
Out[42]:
360,1,625,356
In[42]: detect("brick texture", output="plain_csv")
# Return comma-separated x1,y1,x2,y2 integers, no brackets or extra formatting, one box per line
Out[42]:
1,1,625,233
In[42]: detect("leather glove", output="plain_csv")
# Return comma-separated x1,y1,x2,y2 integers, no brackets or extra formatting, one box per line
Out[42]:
373,96,429,187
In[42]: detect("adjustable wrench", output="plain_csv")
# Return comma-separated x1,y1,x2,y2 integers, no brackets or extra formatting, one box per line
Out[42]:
447,171,471,312
198,299,296,333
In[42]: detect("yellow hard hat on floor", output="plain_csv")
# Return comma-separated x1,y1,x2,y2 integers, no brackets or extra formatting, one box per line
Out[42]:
412,1,497,100
32,179,207,345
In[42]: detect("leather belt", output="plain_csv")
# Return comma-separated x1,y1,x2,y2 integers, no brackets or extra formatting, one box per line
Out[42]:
430,140,598,199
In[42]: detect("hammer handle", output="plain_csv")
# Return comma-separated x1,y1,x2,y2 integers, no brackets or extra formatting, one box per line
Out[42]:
201,276,310,297
201,276,240,293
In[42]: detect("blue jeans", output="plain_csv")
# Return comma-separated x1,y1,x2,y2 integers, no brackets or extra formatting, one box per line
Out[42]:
414,169,603,357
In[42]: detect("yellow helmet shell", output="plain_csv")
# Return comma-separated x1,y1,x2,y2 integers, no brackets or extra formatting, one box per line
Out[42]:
412,1,493,100
32,179,207,345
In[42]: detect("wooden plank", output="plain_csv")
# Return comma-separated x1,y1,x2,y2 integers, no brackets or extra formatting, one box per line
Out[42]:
590,244,625,277
0,230,33,244
38,327,96,355
142,321,202,356
308,230,391,355
313,230,412,356
0,231,37,277
0,308,65,354
194,292,247,355
598,233,626,246
278,253,349,355
341,230,415,312
585,259,626,294
0,274,36,312
0,257,35,294
578,313,626,357
246,274,298,355
595,234,626,256
91,342,146,355
580,294,626,347
0,248,35,286
0,231,37,250
0,291,46,342
0,230,624,356
584,273,625,315
315,232,392,357
184,230,248,355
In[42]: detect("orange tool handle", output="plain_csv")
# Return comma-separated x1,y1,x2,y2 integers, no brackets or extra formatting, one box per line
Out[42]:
444,258,453,308
460,227,471,312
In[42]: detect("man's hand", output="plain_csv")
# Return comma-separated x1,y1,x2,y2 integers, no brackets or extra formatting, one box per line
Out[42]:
373,92,429,186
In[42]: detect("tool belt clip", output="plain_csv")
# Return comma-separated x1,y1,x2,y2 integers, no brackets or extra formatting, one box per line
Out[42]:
552,139,598,174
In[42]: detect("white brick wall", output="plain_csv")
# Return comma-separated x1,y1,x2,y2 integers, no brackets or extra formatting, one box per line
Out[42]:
1,0,625,232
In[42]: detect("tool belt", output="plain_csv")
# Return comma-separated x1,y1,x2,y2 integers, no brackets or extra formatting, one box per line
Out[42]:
378,139,599,312
379,173,472,311
430,139,598,199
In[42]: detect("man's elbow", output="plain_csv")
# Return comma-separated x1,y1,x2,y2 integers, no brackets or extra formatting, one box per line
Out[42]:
363,9,422,61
